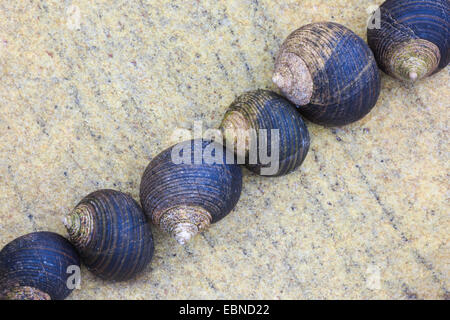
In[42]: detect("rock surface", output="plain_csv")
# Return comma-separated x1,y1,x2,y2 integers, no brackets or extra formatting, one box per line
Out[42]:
0,0,448,299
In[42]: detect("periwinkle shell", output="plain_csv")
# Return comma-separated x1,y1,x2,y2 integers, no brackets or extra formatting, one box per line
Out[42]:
273,22,381,127
367,0,449,82
140,139,242,245
0,232,80,300
220,90,310,176
64,189,154,281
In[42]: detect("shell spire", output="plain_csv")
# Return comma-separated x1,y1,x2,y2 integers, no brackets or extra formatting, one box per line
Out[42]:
2,286,51,300
63,204,93,248
173,223,197,245
157,205,212,245
273,52,314,106
386,39,441,82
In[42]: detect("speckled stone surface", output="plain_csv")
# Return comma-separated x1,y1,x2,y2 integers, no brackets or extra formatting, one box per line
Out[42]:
0,0,448,300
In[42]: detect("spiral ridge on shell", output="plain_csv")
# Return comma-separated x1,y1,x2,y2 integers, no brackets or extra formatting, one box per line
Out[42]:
65,189,154,281
220,90,310,176
274,22,381,126
0,232,80,300
140,139,243,244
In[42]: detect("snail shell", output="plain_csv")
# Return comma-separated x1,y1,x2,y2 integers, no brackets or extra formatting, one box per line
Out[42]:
0,232,80,300
273,22,381,126
367,0,449,82
140,139,243,245
220,90,310,176
64,189,154,281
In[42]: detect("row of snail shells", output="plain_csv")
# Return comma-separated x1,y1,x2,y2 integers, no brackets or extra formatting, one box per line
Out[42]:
0,232,80,300
64,189,154,281
2,2,447,299
220,90,310,177
273,22,381,126
367,0,449,82
140,139,243,245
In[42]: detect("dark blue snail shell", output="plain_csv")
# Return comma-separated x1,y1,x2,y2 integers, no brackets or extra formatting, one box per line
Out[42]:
0,232,80,300
64,189,154,281
273,22,381,127
220,90,310,176
140,139,242,245
367,0,449,82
